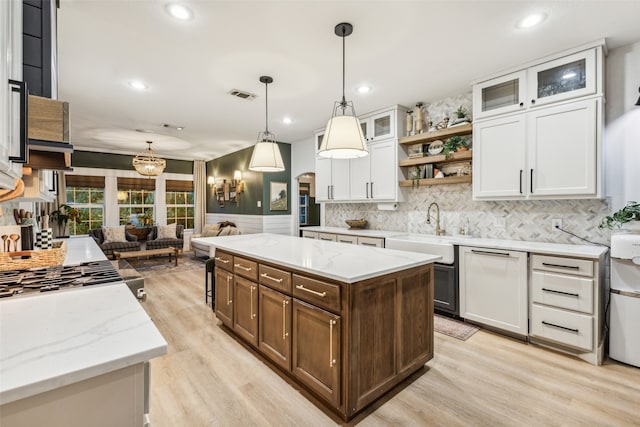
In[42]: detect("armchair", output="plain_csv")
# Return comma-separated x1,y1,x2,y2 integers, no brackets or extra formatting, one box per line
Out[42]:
146,224,184,251
89,228,141,259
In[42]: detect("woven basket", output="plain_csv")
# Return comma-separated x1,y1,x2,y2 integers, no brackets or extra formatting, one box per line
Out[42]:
0,241,67,271
345,219,368,229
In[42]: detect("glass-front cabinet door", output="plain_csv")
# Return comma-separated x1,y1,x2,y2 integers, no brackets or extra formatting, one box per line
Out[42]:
370,110,395,142
473,70,527,119
527,49,596,107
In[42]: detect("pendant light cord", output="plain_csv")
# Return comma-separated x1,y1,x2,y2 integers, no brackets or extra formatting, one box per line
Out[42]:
264,80,269,134
340,26,346,111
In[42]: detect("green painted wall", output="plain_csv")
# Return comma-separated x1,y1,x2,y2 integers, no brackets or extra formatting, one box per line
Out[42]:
206,142,291,215
72,151,193,174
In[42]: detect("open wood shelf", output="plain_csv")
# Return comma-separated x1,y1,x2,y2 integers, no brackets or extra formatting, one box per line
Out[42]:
399,175,472,187
400,150,472,167
399,123,472,146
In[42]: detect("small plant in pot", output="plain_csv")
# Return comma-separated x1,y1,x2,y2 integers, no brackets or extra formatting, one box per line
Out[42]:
454,106,467,119
443,136,469,158
49,204,79,237
599,201,640,230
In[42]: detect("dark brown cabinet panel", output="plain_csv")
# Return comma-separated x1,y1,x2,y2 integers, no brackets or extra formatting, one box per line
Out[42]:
233,276,259,346
214,268,234,327
293,274,341,313
233,256,258,281
258,286,291,371
292,300,341,408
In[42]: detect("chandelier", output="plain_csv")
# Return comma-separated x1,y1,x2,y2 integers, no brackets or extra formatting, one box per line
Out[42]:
133,141,166,177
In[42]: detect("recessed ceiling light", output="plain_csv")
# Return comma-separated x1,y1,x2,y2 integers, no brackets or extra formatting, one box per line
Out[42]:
165,3,192,20
282,117,293,125
517,13,546,29
128,80,148,90
357,85,371,94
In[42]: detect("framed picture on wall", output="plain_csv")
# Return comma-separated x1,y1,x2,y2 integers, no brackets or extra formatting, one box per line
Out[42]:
270,181,288,211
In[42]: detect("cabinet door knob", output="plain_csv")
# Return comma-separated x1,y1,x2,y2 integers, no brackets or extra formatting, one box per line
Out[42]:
519,102,524,107
531,99,536,104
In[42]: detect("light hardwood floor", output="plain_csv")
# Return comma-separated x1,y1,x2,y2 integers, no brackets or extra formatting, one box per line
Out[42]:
141,261,640,426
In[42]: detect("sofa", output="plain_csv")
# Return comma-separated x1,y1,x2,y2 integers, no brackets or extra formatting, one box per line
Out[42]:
191,221,241,258
146,223,184,251
89,227,141,259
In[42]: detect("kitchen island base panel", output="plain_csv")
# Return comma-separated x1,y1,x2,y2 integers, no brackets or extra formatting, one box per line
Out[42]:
214,246,434,421
0,363,145,427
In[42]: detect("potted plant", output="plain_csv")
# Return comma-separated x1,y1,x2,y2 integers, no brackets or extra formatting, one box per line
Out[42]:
443,136,469,158
49,204,79,237
139,210,154,226
599,201,640,230
454,106,467,119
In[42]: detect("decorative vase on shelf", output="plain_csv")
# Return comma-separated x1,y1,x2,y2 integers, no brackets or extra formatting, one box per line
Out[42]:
415,103,424,134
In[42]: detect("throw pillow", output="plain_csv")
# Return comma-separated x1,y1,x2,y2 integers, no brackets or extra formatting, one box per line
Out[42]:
218,226,232,236
157,223,177,239
202,223,221,237
102,226,127,243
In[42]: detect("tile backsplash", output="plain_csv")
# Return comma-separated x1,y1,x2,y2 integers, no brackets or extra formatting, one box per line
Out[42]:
325,184,611,246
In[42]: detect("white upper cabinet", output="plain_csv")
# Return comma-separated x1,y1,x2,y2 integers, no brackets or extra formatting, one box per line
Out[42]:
1,0,25,189
350,139,397,201
473,70,527,120
360,109,397,143
473,45,602,120
472,42,604,200
527,49,596,107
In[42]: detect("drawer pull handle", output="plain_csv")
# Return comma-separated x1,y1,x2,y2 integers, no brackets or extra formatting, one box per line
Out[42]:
471,249,510,257
250,285,256,319
360,242,377,247
282,299,289,339
329,319,337,367
214,257,230,264
611,289,640,298
261,273,284,283
295,285,326,298
541,262,580,270
226,275,232,305
338,239,354,244
542,288,580,297
541,321,579,334
320,238,333,241
234,263,252,272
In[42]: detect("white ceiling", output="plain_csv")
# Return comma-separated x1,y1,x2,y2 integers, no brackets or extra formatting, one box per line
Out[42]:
57,0,640,161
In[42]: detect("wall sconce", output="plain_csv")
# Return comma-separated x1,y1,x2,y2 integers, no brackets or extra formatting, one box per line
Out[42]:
232,170,244,194
207,176,216,187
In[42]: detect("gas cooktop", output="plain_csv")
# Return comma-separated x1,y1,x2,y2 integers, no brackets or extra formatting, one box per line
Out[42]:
0,260,122,298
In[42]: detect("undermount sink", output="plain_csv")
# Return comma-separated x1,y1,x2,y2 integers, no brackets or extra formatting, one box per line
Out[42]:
385,234,455,264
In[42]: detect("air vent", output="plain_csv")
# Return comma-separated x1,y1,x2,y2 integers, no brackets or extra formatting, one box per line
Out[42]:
228,89,257,100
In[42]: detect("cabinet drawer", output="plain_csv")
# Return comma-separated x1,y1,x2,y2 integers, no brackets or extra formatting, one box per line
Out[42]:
531,271,593,313
301,230,318,239
213,250,233,271
531,254,593,277
259,264,292,294
293,274,341,313
234,256,258,281
317,233,337,242
358,236,384,248
335,234,357,244
530,304,593,351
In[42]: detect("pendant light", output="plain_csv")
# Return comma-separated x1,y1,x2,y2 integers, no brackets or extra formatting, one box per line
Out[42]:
132,141,166,177
318,22,367,159
249,76,285,172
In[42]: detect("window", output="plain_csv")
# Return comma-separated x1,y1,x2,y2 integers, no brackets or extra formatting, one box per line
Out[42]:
65,175,105,235
117,177,155,226
166,179,194,229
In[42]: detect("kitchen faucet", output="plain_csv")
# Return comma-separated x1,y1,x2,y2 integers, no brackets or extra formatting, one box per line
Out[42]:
426,202,445,236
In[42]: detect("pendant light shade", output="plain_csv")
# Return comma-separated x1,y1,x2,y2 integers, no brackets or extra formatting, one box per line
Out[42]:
249,76,285,172
318,22,367,159
133,141,166,177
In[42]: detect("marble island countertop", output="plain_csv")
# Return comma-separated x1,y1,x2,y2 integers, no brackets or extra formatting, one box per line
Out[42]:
304,227,608,259
191,233,441,283
0,236,167,405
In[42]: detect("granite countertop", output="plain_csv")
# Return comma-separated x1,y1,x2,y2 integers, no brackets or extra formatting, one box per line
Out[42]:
0,236,167,405
304,227,608,259
191,233,440,283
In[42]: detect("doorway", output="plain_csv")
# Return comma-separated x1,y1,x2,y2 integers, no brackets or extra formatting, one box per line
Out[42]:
298,173,320,232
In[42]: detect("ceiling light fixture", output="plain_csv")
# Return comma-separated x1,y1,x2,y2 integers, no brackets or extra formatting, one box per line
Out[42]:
133,141,166,178
635,86,640,106
282,117,293,124
165,3,192,20
128,81,148,90
318,22,367,160
357,85,371,94
517,13,546,29
248,76,285,172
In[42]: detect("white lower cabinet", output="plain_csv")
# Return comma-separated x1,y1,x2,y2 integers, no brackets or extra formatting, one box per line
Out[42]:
335,234,357,244
529,254,603,364
299,231,385,248
459,246,528,336
317,232,337,242
301,230,318,239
